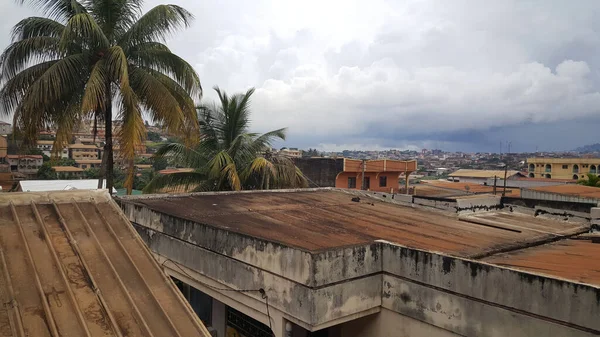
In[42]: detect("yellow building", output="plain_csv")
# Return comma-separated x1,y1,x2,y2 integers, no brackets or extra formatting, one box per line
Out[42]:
527,158,600,180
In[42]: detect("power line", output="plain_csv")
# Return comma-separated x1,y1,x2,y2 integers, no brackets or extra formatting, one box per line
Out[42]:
161,258,275,336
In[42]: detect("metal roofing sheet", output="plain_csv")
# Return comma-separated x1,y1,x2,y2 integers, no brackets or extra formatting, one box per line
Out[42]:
449,169,521,178
19,180,117,193
123,190,587,257
0,190,210,337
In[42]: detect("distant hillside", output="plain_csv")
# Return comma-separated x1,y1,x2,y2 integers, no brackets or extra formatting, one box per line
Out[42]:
574,143,600,153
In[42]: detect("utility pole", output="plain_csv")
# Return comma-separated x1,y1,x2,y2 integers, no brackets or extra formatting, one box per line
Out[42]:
502,164,508,197
493,175,497,195
361,159,366,190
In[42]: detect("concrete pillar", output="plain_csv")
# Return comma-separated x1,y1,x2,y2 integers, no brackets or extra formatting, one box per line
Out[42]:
211,299,226,337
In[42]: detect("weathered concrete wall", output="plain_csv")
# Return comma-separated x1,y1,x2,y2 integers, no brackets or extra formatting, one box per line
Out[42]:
521,189,600,205
455,195,501,214
382,244,600,336
134,224,381,327
413,196,457,211
339,309,460,337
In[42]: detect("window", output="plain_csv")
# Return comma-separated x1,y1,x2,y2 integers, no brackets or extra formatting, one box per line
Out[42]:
364,177,370,190
529,173,535,178
573,174,579,180
545,164,551,173
171,277,212,326
573,164,579,173
379,176,387,187
529,164,535,171
348,177,357,189
591,165,597,174
562,165,568,169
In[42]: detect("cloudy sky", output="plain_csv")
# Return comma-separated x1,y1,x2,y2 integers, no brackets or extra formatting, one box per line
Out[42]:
2,0,600,152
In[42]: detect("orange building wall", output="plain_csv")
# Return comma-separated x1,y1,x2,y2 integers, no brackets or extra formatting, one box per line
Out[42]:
336,171,401,192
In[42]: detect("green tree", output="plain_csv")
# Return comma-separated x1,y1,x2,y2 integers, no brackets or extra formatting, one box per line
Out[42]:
144,87,307,193
1,0,202,195
37,162,57,180
151,156,168,171
578,173,600,187
147,131,162,142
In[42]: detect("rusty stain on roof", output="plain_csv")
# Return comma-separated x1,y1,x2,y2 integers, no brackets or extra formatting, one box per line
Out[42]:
0,190,210,337
417,181,520,197
483,237,600,286
528,184,600,199
123,190,586,258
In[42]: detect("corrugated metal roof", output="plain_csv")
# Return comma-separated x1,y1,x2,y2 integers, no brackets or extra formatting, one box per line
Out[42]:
483,237,600,286
420,180,521,197
449,169,522,178
0,190,211,337
19,180,117,193
121,190,587,257
53,166,84,172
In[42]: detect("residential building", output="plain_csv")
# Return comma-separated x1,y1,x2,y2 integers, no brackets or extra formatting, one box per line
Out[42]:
521,184,600,204
448,169,525,184
75,159,103,169
280,147,302,158
294,158,418,192
527,157,600,180
119,189,600,337
69,143,101,160
0,136,7,158
0,190,212,337
53,166,85,179
6,154,43,177
0,121,12,135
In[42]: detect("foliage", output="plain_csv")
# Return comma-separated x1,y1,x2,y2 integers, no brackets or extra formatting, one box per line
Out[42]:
147,131,162,142
50,158,76,167
152,156,168,171
36,162,57,180
145,87,307,193
577,173,600,187
134,169,154,190
83,167,101,179
1,0,202,194
303,148,321,157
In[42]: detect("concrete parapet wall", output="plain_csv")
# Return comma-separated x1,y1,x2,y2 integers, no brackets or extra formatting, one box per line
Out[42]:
382,244,600,335
134,224,381,327
455,195,501,214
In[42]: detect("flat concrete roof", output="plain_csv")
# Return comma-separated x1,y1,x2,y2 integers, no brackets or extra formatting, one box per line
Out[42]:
123,189,587,258
483,237,600,285
0,190,210,337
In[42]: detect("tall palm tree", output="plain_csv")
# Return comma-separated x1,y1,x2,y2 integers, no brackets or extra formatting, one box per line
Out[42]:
0,0,202,194
144,86,307,193
578,173,600,187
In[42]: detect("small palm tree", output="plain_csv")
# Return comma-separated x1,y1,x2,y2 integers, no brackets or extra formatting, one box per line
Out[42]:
578,173,600,187
144,86,307,193
1,0,202,194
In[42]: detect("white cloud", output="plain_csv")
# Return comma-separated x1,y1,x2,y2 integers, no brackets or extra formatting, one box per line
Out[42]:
2,0,600,151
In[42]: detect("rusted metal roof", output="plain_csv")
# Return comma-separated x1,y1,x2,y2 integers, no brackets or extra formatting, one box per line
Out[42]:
419,181,521,197
0,190,211,337
449,169,522,178
483,237,600,286
122,190,587,257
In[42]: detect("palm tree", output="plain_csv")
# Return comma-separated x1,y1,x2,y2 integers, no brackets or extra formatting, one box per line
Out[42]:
0,0,202,194
578,173,600,187
144,87,307,193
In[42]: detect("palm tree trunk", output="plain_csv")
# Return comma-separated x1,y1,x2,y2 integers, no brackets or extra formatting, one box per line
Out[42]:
100,81,114,194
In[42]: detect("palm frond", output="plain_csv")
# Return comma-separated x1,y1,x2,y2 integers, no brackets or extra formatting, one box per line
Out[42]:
17,0,87,20
81,59,106,113
143,171,206,193
59,12,109,51
119,4,194,47
129,50,202,97
105,46,129,88
11,17,66,41
86,0,143,40
0,36,62,81
128,66,184,132
0,60,56,115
